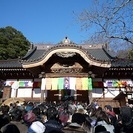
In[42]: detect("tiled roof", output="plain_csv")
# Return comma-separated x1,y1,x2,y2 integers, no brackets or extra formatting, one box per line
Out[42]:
0,59,22,68
86,48,112,61
111,58,133,67
23,49,47,60
20,43,133,67
22,43,114,62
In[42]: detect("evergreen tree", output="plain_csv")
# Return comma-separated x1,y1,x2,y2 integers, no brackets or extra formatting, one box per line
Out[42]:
0,26,31,60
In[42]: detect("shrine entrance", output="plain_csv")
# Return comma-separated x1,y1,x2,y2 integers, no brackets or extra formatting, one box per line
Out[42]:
46,89,89,103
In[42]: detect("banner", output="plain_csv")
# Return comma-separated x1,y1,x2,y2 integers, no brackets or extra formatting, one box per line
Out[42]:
82,78,88,90
88,78,93,90
52,78,58,90
92,81,103,88
33,82,41,88
64,77,70,89
46,78,52,90
69,77,76,90
58,78,64,90
76,78,82,90
104,79,133,87
41,78,46,90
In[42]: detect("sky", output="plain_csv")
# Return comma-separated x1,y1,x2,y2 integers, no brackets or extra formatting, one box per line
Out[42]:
0,0,92,44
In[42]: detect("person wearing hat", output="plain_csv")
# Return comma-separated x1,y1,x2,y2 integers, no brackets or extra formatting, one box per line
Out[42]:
28,121,46,133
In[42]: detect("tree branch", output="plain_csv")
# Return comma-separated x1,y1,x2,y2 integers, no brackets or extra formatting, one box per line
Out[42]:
110,36,133,44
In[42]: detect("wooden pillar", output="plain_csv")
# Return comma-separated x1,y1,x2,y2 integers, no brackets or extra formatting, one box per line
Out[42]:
40,77,46,103
59,89,62,100
40,90,45,103
2,86,11,100
74,90,77,100
39,72,46,103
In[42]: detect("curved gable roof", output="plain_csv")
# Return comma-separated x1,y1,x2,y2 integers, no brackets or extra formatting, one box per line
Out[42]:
22,42,112,68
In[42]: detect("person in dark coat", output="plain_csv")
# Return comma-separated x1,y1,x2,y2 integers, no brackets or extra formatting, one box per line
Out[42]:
9,108,28,133
1,123,20,133
0,105,11,129
62,112,87,133
104,105,117,127
95,125,110,133
44,107,63,133
118,106,133,133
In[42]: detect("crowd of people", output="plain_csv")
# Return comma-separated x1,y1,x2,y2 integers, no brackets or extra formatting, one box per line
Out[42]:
0,99,133,133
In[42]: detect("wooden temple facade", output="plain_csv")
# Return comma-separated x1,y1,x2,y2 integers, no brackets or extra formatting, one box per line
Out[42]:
0,37,133,108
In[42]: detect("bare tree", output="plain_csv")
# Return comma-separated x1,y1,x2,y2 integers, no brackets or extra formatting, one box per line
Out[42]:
78,0,133,50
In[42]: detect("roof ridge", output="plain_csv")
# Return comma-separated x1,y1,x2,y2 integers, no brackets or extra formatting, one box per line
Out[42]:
22,46,37,60
102,47,116,59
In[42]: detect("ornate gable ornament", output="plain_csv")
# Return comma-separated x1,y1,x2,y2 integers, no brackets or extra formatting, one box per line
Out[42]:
56,37,76,58
62,36,70,44
50,62,83,73
56,52,76,58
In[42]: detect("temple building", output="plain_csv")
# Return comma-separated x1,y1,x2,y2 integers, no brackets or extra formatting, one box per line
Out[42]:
0,37,133,108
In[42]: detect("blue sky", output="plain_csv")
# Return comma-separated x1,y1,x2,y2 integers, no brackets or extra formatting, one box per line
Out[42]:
0,0,92,44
